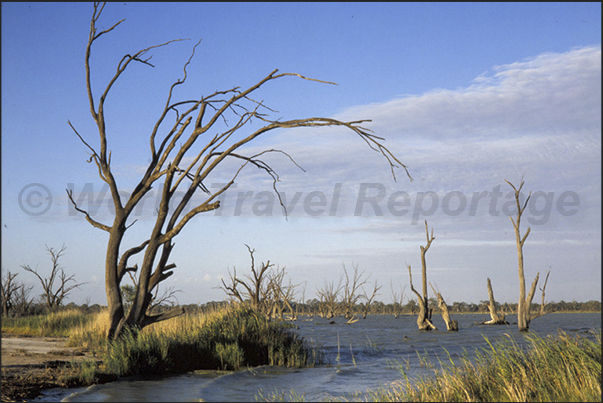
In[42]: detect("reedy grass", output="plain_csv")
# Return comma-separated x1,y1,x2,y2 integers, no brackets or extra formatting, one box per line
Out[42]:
2,305,321,380
101,306,320,376
255,388,307,402
367,330,601,402
1,308,95,337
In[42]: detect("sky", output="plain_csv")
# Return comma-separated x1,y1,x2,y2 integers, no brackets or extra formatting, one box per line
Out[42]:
1,2,601,307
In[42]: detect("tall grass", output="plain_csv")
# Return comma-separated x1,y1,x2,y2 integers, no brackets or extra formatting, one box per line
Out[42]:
2,305,321,380
1,308,95,337
101,306,321,376
369,330,601,402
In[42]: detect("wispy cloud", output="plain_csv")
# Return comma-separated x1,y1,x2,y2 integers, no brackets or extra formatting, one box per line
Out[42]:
30,46,601,252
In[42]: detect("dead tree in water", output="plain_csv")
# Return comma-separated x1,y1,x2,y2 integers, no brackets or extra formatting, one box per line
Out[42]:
532,270,550,320
430,283,458,331
476,278,509,325
506,178,550,331
361,280,382,319
265,267,298,321
407,264,436,330
317,278,342,319
406,221,437,331
341,263,369,322
390,281,405,319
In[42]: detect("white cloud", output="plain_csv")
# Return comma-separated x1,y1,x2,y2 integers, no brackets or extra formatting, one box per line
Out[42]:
336,46,600,140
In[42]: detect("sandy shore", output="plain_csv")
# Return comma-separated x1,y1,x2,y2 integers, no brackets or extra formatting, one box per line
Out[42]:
1,334,103,402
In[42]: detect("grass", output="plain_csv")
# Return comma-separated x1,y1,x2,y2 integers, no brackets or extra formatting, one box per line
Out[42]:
102,305,320,376
2,305,321,381
1,308,95,337
367,330,601,402
4,310,599,401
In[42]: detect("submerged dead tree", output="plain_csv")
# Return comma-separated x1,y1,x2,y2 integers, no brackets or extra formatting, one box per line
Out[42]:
506,178,550,331
361,280,382,319
430,283,458,331
317,277,343,319
406,221,437,331
70,3,411,340
341,263,369,323
390,281,405,319
476,278,509,325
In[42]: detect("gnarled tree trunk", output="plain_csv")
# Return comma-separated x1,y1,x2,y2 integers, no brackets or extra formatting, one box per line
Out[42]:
406,221,437,331
430,284,458,331
71,2,410,340
407,263,436,331
476,278,508,325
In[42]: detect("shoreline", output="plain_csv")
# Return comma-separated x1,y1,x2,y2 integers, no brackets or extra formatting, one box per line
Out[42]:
1,335,106,402
2,311,600,401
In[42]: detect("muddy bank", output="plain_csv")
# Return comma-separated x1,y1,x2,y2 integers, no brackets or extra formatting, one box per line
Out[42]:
1,334,106,402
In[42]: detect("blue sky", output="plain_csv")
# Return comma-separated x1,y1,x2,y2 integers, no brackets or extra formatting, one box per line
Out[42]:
2,2,600,306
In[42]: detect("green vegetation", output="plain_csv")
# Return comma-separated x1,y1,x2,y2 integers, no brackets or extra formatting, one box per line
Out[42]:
101,306,320,376
2,305,600,401
2,305,321,384
1,308,95,337
367,330,601,402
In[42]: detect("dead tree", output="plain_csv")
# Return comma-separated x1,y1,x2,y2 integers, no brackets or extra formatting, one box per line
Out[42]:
532,270,550,319
506,178,546,331
430,283,458,331
341,263,369,322
406,221,437,331
148,285,182,315
297,282,307,316
390,281,405,319
407,265,436,330
361,280,382,319
21,245,86,310
476,278,509,325
317,278,343,319
220,245,273,313
265,267,298,321
69,3,410,340
1,271,21,317
12,282,35,318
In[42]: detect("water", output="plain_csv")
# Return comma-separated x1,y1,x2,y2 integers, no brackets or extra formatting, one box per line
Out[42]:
38,313,600,402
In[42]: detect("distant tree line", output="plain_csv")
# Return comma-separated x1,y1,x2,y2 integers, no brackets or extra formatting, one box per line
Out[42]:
1,294,599,320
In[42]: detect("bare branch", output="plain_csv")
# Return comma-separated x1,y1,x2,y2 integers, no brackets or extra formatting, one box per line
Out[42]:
117,240,150,281
66,189,111,232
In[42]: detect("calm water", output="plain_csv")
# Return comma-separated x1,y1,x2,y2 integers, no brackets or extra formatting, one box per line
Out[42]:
39,313,601,402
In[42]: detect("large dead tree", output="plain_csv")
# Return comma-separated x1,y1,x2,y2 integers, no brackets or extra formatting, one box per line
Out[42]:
506,178,549,331
69,3,410,340
21,245,86,310
406,221,437,331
